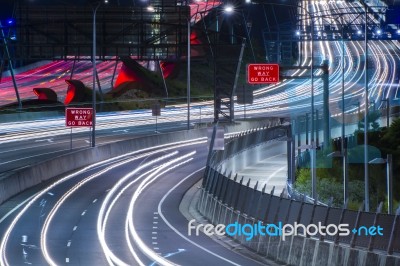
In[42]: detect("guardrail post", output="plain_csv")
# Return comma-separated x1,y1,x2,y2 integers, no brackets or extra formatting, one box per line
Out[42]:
367,202,382,251
350,201,365,248
387,206,400,255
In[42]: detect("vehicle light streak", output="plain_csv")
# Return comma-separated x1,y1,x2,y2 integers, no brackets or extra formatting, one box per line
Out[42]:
0,138,205,266
97,152,182,265
126,151,196,266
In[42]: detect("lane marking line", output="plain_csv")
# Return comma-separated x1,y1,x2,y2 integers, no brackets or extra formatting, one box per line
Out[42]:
158,167,241,266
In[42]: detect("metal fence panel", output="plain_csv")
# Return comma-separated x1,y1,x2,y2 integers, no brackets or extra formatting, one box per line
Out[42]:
229,181,241,208
256,193,271,221
202,166,210,187
275,198,291,223
299,203,314,226
237,183,248,212
312,205,328,223
337,210,358,244
241,182,254,214
286,201,302,224
370,214,394,251
219,175,228,203
324,207,343,242
207,168,217,192
223,179,234,205
214,172,225,199
265,196,280,223
354,212,376,248
210,172,221,195
312,205,329,239
203,167,213,191
392,217,400,253
248,190,262,218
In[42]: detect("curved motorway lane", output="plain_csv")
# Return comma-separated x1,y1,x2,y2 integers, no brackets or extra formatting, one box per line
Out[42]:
0,138,273,266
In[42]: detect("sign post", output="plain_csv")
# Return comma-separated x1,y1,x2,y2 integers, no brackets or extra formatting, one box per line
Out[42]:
152,103,161,133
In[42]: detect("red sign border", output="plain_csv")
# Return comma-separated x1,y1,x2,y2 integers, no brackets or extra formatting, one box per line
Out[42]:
65,107,94,127
247,63,280,84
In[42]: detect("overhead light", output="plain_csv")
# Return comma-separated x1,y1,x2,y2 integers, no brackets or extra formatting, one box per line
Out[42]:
104,0,108,3
397,29,400,34
7,19,14,25
357,30,362,35
245,0,251,3
376,29,382,35
147,5,155,12
295,30,300,36
224,5,234,13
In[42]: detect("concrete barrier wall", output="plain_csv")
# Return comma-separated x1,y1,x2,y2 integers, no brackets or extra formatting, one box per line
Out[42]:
0,111,62,123
0,118,275,205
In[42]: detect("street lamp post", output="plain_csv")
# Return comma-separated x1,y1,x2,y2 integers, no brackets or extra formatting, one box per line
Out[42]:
187,18,191,130
91,3,100,147
308,11,317,200
387,154,393,215
340,21,349,205
91,0,107,147
363,0,370,212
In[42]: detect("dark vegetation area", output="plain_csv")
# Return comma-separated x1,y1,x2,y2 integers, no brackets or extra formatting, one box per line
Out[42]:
295,111,400,211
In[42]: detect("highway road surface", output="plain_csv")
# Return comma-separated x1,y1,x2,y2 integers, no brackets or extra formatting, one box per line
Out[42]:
0,138,279,266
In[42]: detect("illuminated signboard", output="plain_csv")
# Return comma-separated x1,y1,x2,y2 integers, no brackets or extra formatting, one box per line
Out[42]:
247,64,279,84
65,108,93,127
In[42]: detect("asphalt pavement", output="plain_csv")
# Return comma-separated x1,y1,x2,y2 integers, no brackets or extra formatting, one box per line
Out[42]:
0,139,280,266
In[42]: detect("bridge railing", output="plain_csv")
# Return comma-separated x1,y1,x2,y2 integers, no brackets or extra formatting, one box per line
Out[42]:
198,125,400,259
